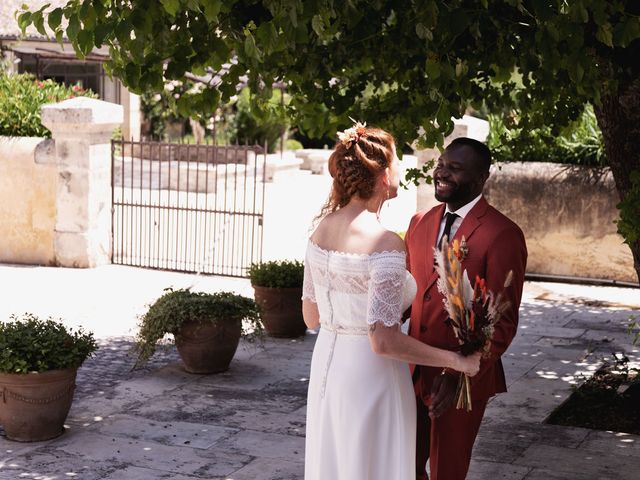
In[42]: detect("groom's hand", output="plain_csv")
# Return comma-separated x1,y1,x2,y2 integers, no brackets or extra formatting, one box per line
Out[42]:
429,372,458,419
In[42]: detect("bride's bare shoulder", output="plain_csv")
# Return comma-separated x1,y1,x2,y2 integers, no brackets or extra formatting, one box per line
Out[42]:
308,215,334,244
375,229,405,253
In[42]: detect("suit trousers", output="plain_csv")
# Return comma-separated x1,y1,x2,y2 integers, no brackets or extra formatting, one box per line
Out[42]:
415,393,487,480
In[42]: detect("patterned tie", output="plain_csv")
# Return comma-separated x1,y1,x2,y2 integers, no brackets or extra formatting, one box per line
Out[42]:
437,212,459,249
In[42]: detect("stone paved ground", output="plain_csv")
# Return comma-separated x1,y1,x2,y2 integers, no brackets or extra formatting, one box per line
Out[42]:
0,264,638,479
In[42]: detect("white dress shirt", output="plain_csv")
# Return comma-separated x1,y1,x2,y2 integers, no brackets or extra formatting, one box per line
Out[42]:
436,194,483,246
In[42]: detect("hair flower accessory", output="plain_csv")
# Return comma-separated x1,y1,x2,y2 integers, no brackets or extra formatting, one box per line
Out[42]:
337,117,367,147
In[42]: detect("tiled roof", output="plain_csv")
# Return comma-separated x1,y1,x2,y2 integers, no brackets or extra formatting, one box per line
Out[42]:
0,0,68,40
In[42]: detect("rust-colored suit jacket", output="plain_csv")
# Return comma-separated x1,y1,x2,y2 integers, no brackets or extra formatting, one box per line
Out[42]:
405,196,527,403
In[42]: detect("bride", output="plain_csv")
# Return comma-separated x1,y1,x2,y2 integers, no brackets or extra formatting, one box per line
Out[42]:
302,122,481,480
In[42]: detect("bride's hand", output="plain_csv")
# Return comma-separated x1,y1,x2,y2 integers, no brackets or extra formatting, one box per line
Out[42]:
458,351,482,377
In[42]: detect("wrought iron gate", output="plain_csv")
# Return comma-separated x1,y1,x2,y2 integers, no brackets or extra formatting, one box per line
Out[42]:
111,139,266,277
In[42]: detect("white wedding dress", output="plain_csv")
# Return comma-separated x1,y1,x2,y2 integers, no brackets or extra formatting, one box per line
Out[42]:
303,240,418,480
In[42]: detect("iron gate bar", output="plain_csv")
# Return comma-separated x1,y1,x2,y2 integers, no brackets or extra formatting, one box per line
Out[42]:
111,138,265,277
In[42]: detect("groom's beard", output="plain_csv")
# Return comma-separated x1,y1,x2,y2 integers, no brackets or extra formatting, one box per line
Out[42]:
434,182,475,205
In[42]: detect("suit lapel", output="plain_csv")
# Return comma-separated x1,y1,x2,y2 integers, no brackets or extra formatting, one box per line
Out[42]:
420,205,444,294
425,205,444,263
451,196,488,244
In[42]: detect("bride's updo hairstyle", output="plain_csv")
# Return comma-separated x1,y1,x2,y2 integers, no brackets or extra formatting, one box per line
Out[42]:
317,125,395,219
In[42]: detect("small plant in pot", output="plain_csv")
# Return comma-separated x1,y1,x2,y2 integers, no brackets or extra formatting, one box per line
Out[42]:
248,260,306,338
133,289,262,374
0,314,97,442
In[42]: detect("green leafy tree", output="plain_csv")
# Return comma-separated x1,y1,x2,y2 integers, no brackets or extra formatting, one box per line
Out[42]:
18,0,640,282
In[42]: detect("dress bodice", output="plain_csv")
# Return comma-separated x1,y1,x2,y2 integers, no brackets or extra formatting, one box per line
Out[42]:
302,241,417,333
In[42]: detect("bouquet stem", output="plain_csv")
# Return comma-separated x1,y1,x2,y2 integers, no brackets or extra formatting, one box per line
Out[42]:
455,374,472,411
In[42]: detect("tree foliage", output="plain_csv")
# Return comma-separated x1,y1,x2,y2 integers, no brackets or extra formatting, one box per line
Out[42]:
17,1,639,144
488,105,606,167
18,0,640,281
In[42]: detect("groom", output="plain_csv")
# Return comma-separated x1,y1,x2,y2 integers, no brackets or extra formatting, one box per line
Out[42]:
405,137,527,480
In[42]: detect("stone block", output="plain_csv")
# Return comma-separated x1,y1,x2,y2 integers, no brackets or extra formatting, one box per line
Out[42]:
263,151,303,181
307,151,332,174
54,231,109,267
33,138,56,165
41,97,123,130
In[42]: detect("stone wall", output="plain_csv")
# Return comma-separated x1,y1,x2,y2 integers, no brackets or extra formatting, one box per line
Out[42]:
0,137,57,265
0,98,123,268
416,161,636,284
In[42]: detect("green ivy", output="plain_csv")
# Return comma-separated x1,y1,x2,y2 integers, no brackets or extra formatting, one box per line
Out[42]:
248,260,304,288
0,73,96,138
133,289,262,368
615,171,640,246
0,314,97,374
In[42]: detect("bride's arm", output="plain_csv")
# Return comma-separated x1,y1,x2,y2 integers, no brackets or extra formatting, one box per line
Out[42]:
366,242,479,376
368,325,480,376
303,299,320,329
302,248,320,329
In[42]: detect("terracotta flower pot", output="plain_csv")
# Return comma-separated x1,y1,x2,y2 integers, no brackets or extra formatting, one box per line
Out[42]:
175,319,242,374
253,286,306,338
0,368,77,442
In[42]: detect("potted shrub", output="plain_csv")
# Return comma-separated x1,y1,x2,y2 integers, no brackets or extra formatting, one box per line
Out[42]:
248,260,306,338
0,314,97,442
133,289,262,374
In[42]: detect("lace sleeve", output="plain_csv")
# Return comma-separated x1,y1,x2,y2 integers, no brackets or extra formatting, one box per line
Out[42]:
301,249,316,303
366,253,406,327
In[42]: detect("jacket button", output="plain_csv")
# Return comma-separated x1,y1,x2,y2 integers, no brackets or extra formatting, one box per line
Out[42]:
424,293,431,301
420,325,428,333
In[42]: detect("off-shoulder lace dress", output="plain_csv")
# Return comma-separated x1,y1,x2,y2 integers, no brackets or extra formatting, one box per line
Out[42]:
303,240,417,480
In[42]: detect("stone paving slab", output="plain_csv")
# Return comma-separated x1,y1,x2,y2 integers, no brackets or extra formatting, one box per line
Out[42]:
48,430,251,477
227,456,305,480
521,468,615,480
100,466,207,479
513,443,638,480
92,414,239,450
578,430,640,458
467,460,531,480
0,448,119,479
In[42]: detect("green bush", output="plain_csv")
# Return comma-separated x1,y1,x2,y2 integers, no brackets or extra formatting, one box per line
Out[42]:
0,73,96,138
0,314,97,374
285,138,303,150
140,83,292,150
487,104,606,167
248,260,305,288
133,289,262,368
231,88,289,153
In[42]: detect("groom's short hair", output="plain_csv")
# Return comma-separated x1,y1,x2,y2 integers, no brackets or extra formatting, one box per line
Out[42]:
446,138,491,173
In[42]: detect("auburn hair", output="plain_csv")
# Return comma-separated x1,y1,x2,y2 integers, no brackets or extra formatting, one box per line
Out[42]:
316,127,396,221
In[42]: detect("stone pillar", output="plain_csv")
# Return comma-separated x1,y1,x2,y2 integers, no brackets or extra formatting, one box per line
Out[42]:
41,97,123,267
120,84,141,141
